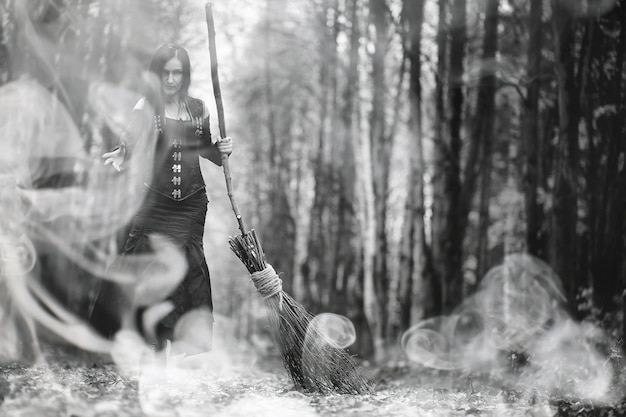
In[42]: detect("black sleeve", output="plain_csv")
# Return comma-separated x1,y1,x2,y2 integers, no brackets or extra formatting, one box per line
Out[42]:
198,116,222,166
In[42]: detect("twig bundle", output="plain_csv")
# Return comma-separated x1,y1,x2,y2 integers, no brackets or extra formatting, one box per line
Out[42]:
229,230,372,394
206,3,371,394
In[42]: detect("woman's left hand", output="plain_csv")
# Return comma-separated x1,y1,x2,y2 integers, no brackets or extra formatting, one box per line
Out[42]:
217,136,233,156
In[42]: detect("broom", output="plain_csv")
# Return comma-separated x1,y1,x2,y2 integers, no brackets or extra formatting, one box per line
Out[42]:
205,3,371,394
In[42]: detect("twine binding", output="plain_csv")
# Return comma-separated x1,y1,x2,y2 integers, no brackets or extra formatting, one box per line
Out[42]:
250,264,283,310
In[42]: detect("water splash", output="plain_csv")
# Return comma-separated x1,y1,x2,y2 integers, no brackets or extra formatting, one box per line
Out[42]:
402,253,624,403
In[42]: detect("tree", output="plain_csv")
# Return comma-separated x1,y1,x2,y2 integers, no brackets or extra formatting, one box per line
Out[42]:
431,0,469,315
0,11,10,85
368,0,393,346
473,0,500,281
577,2,626,322
302,0,341,312
522,0,547,259
396,0,428,336
259,0,297,293
338,0,374,358
549,0,581,310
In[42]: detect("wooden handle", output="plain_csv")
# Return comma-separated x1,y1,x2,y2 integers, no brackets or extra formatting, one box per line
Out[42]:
206,3,247,235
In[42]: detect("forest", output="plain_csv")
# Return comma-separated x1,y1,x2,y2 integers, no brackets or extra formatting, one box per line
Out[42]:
176,0,625,361
0,0,626,417
0,0,625,411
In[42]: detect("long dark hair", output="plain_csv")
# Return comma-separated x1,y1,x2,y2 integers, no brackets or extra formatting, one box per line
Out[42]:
146,43,192,113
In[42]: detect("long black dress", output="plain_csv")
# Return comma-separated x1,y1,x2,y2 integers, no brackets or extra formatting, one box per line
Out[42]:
91,96,222,346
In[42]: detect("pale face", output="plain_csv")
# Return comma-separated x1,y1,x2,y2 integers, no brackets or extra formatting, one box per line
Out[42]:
161,56,184,98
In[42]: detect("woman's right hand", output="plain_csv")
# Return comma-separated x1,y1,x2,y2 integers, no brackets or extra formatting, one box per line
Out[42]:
103,147,126,172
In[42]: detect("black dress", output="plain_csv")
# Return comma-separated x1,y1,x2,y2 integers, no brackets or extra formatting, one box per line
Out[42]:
91,96,222,345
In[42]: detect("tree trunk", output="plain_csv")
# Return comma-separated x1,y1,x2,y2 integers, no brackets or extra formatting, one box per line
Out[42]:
334,0,356,315
368,0,391,354
583,2,626,321
262,0,297,293
474,0,500,282
523,0,546,259
429,0,448,318
340,0,374,358
431,0,467,315
618,0,626,349
397,0,427,336
443,0,466,313
302,0,340,312
550,0,580,312
0,13,11,85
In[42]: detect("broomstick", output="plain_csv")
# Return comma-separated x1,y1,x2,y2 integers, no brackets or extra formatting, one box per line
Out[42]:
205,3,371,394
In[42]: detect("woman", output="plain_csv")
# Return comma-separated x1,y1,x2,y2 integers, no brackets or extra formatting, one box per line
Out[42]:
95,43,232,350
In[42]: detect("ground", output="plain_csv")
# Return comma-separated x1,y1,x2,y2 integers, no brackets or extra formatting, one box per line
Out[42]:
1,344,625,417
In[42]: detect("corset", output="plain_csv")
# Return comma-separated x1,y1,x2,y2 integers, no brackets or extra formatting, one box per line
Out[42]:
148,117,208,201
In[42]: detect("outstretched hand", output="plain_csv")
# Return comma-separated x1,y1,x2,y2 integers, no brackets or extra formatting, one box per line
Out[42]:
103,147,126,172
217,136,233,156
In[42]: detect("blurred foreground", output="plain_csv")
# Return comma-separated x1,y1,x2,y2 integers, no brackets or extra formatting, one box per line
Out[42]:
2,342,625,417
